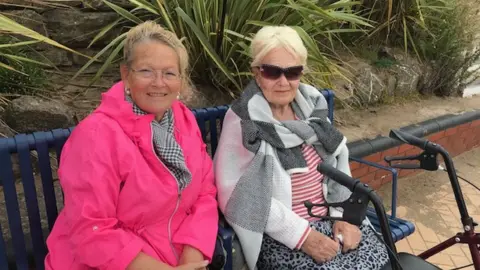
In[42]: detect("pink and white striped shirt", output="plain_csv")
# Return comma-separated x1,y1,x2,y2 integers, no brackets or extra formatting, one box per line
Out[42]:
291,144,328,248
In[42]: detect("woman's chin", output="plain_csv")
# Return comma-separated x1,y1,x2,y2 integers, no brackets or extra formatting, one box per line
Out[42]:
141,101,173,112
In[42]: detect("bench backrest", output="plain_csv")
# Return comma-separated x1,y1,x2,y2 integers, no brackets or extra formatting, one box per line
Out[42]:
0,90,334,270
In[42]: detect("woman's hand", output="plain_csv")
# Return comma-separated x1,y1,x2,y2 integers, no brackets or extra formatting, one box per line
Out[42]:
126,249,207,270
301,229,339,263
178,245,207,270
333,221,362,253
174,260,209,270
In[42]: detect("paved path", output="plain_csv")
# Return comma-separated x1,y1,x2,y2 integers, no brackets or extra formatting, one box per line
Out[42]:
377,147,480,269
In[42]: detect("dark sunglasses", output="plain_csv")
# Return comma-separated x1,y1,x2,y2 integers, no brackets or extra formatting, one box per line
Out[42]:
256,64,304,80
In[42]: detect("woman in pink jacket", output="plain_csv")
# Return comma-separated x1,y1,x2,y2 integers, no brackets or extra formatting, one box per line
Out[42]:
44,21,218,270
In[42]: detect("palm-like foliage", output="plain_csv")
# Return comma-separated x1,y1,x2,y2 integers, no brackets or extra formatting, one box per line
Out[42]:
0,1,88,73
417,0,480,96
77,0,371,97
359,0,451,58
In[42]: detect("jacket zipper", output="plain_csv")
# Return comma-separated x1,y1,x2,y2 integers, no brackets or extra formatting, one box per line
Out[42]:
150,126,182,262
168,193,181,261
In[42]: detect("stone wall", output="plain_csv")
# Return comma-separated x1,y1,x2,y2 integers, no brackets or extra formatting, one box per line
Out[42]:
1,1,130,67
0,1,132,135
331,48,427,108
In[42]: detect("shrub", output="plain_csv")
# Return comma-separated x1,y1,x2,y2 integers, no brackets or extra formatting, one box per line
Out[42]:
357,0,450,58
417,0,480,96
0,36,47,95
347,0,480,97
75,0,371,98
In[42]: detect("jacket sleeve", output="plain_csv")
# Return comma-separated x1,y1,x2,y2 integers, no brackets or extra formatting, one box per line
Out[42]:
265,198,312,250
172,143,219,261
58,123,144,270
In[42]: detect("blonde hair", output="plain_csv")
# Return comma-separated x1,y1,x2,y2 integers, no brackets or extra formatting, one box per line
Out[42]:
123,21,191,99
250,25,308,67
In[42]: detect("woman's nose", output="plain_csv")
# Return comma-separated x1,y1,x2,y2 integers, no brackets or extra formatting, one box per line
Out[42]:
152,72,167,86
278,74,289,85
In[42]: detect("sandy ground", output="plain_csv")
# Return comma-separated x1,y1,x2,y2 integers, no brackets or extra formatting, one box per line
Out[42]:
336,94,480,142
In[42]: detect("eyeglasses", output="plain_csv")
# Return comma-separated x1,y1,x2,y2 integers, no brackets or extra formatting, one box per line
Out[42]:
130,68,181,81
256,64,304,80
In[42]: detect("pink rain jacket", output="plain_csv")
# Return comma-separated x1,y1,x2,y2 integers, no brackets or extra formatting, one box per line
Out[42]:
44,81,219,269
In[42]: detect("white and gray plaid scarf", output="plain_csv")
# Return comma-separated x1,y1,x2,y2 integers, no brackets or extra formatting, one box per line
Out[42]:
126,94,191,190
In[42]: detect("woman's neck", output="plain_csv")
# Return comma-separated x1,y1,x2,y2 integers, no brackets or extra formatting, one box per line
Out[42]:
270,103,295,121
155,111,166,121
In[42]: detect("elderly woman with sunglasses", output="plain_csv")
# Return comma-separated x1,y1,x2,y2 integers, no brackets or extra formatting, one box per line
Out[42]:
214,25,389,270
44,21,217,270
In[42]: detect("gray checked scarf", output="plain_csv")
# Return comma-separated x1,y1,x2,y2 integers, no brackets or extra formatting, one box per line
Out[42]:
214,80,353,269
126,94,191,190
234,81,346,170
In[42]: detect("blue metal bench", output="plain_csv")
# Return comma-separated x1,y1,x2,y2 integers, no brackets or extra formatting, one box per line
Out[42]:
0,90,414,270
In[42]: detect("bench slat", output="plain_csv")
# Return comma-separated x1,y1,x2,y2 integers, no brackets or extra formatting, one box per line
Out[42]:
16,134,47,270
33,132,59,232
367,208,415,242
51,129,69,166
207,107,220,155
0,139,29,269
192,109,208,144
0,220,9,269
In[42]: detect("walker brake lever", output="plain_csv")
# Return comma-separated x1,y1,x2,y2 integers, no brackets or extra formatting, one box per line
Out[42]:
304,201,345,221
384,150,439,171
384,154,421,163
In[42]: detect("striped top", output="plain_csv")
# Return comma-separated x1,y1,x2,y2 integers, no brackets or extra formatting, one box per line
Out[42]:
291,144,328,249
291,144,328,221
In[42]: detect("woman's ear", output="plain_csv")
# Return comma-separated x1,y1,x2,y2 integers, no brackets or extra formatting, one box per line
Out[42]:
252,67,262,86
120,64,130,88
252,67,259,77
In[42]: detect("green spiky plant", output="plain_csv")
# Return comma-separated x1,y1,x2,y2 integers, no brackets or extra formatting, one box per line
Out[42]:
0,1,89,95
74,0,371,98
359,0,450,58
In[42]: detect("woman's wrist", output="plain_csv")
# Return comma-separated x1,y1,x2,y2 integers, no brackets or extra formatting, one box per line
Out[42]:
179,245,205,264
296,226,312,250
126,252,173,270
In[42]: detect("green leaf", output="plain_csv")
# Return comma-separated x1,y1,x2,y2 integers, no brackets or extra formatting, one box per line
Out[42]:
175,7,241,91
88,18,123,48
0,60,27,75
325,0,362,10
73,32,128,80
102,0,143,24
0,40,40,49
154,0,176,32
0,53,51,66
92,39,125,83
0,13,91,60
224,30,252,41
129,0,159,14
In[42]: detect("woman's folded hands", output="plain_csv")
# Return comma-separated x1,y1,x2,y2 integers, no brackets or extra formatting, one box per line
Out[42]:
301,229,340,263
333,221,362,253
301,221,362,264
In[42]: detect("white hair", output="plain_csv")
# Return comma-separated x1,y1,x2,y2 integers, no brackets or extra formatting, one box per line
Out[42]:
250,25,308,67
